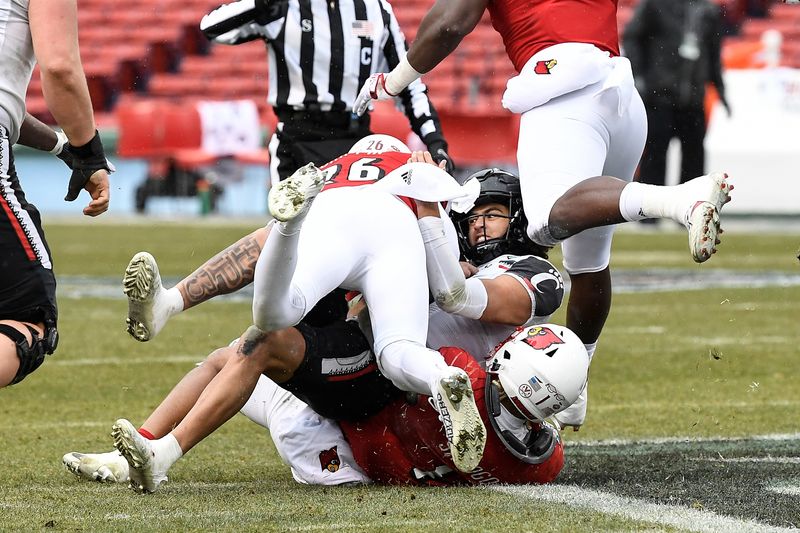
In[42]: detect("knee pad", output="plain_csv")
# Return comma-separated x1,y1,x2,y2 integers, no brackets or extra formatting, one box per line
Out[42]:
561,226,615,274
0,324,50,385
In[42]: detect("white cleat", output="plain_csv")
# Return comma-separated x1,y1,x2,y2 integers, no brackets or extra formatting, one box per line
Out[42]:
268,163,324,222
682,172,733,263
553,382,588,431
62,450,130,483
434,368,486,473
111,419,168,494
123,252,168,342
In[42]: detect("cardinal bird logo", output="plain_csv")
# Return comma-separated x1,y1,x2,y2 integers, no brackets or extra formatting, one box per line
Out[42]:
319,446,341,473
534,59,558,75
521,326,564,351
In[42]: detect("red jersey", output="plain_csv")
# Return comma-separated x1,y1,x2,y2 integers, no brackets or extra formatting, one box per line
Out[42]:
488,0,620,72
319,151,416,211
340,347,564,486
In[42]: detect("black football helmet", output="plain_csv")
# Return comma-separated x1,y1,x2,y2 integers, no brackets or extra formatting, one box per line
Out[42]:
452,168,548,265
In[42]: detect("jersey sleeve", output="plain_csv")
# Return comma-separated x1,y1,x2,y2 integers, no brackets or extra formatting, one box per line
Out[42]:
503,256,564,322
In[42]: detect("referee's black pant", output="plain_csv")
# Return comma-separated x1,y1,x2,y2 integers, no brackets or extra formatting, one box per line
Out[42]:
638,96,706,186
271,109,372,183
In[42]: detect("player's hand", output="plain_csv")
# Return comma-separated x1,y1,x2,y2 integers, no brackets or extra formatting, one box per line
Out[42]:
409,150,446,170
63,131,114,211
460,261,478,278
354,73,396,116
81,169,110,217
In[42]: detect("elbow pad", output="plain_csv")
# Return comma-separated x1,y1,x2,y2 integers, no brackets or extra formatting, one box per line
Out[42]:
418,216,488,319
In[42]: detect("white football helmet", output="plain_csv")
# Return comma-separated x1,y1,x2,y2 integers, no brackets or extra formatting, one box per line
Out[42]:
486,324,589,422
348,134,410,154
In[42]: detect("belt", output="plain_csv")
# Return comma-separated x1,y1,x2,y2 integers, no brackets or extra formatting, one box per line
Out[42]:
275,108,368,130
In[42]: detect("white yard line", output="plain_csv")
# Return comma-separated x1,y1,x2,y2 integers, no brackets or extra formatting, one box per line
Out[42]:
491,485,795,533
567,432,800,448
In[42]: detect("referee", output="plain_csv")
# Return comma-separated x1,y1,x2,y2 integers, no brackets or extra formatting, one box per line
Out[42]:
201,0,454,185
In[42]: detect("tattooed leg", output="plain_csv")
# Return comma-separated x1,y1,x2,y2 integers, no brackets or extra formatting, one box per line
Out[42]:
178,225,270,310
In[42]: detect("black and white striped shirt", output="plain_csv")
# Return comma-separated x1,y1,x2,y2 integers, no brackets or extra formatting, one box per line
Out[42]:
201,0,445,142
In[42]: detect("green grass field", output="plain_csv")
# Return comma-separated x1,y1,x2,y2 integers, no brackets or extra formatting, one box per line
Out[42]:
1,222,798,531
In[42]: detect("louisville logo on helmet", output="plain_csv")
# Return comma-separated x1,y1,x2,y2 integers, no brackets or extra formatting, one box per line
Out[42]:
521,326,564,351
534,59,557,75
319,446,341,473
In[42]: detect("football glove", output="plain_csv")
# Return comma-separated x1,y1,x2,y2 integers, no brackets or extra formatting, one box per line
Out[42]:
59,131,115,202
354,73,397,116
426,140,455,174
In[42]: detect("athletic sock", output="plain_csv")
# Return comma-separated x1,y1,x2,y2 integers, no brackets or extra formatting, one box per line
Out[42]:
153,433,184,469
619,182,688,224
138,428,156,440
163,287,185,315
378,341,448,396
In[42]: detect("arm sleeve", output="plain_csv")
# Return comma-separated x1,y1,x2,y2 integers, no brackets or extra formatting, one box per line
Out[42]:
200,0,283,42
377,0,448,148
418,217,488,320
502,256,564,321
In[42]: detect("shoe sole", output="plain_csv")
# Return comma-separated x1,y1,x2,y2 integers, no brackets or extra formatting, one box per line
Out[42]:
111,419,159,494
436,373,487,473
62,453,125,483
123,252,160,342
268,163,323,222
688,172,732,263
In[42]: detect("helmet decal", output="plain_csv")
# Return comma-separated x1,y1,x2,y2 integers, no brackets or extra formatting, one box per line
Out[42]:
522,326,564,351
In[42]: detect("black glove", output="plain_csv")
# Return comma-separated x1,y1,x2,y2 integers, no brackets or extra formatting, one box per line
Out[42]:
62,131,114,202
426,140,455,174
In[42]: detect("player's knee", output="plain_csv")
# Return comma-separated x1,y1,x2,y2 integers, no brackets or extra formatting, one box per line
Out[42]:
0,323,47,387
236,326,302,383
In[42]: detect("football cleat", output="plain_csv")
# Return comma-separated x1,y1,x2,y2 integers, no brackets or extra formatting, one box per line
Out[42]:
681,172,733,263
62,450,130,483
434,368,486,473
111,419,168,494
123,251,169,342
268,163,324,222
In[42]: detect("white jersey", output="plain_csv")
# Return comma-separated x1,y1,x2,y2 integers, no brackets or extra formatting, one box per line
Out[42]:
0,0,35,144
426,254,564,367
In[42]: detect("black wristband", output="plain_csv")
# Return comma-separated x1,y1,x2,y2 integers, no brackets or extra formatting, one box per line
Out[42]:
68,130,104,159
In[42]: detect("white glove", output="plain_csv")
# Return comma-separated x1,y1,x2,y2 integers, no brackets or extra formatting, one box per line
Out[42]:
353,73,397,116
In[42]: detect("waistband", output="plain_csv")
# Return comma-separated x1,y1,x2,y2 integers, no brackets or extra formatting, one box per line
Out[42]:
275,108,369,129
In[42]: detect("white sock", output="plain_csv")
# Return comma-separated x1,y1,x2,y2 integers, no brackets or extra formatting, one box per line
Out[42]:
378,341,448,396
584,341,597,361
251,222,305,331
154,433,184,470
619,182,688,225
163,287,185,315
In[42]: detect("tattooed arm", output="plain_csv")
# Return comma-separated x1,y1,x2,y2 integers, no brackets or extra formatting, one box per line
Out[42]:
177,226,270,310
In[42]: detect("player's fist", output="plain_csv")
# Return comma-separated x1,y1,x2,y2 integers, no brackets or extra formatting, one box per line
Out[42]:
354,73,396,116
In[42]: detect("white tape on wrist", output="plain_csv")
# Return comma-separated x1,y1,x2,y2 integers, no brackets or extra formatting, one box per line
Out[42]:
418,216,488,319
49,130,68,155
385,57,423,95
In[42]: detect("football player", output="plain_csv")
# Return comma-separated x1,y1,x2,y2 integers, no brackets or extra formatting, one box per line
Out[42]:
353,0,734,430
64,159,572,490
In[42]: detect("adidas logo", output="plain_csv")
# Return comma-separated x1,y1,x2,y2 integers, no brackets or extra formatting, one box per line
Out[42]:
437,394,453,442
